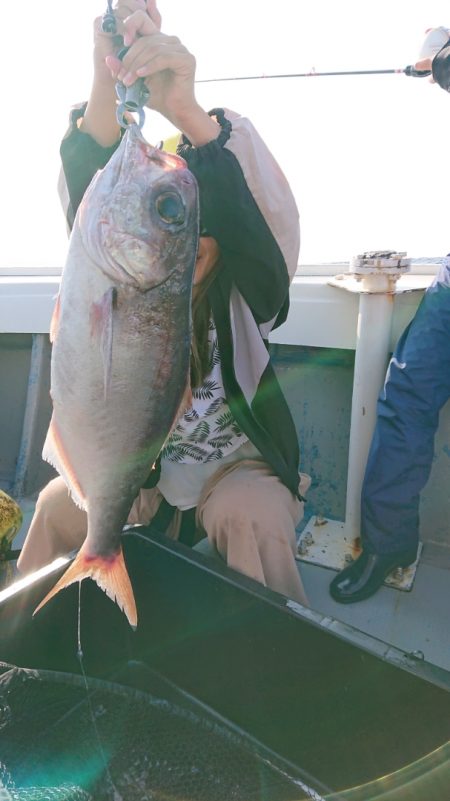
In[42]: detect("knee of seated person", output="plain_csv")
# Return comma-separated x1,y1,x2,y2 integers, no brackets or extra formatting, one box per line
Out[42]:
211,510,297,564
212,493,290,537
34,478,72,521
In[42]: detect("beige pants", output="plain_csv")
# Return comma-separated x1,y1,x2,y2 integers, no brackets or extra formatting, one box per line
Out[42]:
18,460,310,605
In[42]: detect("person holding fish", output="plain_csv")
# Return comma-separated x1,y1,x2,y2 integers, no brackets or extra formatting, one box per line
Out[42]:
18,0,310,623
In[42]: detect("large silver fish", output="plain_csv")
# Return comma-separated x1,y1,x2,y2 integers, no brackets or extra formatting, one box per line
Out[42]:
35,124,199,627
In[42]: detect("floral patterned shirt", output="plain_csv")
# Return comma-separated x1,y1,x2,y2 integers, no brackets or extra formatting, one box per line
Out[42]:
161,318,248,463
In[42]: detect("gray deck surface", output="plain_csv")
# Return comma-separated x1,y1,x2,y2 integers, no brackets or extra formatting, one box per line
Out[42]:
301,559,450,674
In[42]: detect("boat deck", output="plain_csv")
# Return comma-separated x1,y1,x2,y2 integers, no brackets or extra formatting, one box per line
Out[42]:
301,559,450,674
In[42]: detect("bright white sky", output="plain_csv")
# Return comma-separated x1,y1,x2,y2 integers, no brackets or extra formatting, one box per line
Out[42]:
3,0,450,269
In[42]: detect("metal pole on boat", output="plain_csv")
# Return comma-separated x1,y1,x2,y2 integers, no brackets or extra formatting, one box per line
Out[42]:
296,252,426,592
341,253,411,540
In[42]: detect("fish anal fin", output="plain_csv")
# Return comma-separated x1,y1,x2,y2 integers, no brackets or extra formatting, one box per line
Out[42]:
49,295,61,344
33,543,137,629
43,417,86,510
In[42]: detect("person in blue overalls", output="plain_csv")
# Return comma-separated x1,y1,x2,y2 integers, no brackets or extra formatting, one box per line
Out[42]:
330,28,450,603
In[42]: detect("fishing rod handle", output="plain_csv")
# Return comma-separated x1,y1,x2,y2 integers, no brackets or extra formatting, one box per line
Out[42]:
404,65,432,78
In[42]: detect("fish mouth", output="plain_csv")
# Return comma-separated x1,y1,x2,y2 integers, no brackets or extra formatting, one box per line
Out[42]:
122,124,189,181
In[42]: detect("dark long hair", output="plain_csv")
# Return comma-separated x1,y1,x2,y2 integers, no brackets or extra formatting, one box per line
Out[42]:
190,259,221,389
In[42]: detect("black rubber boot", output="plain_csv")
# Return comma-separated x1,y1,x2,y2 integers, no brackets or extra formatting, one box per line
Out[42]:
329,547,418,604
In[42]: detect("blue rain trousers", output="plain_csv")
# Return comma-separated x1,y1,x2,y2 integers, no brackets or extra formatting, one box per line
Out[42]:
361,259,450,554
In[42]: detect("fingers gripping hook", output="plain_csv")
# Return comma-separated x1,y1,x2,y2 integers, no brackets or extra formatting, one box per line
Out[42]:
101,4,149,129
115,46,150,129
116,85,148,129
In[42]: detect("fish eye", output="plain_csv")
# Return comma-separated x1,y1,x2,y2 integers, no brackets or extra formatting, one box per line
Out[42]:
155,192,185,225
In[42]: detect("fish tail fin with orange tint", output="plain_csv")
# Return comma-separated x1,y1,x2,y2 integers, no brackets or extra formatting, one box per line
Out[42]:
33,542,137,628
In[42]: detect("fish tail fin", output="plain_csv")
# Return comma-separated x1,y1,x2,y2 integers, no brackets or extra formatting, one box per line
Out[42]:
33,543,137,629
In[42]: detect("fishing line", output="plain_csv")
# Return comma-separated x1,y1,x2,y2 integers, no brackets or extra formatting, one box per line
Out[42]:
76,583,125,801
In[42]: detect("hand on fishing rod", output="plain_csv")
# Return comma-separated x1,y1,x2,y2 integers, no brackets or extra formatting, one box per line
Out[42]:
414,27,450,83
105,3,220,145
414,57,433,77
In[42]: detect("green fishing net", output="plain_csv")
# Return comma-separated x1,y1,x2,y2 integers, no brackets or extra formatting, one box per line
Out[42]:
0,662,318,801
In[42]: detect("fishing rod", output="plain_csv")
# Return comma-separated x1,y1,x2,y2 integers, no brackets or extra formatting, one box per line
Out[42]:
196,65,431,83
100,2,435,95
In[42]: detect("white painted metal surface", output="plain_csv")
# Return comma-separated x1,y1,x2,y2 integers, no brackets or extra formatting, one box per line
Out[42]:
0,273,431,348
345,290,396,539
0,276,59,334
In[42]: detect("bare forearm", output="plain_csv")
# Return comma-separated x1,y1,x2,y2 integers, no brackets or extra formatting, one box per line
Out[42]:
170,104,220,147
79,80,121,147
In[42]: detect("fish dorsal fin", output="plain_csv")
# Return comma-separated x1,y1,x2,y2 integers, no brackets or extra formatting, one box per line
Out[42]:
33,542,137,628
90,287,117,398
43,416,86,510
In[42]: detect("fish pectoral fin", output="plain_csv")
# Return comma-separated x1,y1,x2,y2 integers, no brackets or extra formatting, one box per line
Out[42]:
89,287,117,398
33,543,137,629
